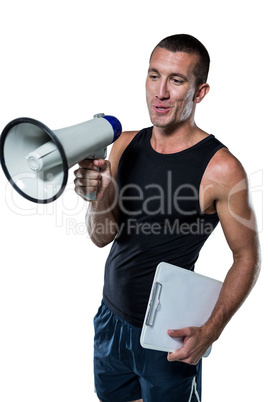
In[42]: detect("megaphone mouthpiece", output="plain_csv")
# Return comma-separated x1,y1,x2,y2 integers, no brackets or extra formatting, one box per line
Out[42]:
102,115,122,142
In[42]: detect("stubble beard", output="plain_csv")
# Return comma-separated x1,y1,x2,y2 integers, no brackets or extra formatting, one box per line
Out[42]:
148,106,186,132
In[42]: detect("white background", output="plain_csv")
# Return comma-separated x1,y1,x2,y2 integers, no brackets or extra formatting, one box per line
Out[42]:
0,0,267,401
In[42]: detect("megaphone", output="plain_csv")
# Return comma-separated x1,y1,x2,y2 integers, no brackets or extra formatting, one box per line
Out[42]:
0,113,122,203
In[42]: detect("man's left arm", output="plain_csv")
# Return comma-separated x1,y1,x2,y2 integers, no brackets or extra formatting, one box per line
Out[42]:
167,155,261,365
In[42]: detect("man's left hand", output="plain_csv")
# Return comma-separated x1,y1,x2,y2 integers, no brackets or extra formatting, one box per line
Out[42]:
167,326,213,365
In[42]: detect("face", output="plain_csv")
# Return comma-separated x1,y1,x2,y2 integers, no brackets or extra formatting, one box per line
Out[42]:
146,47,205,131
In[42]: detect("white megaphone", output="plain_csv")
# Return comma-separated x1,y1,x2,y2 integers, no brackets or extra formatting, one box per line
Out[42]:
0,113,122,203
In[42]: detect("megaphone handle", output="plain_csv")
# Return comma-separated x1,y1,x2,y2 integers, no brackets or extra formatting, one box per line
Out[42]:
83,147,107,201
85,191,97,201
83,166,99,201
84,149,107,200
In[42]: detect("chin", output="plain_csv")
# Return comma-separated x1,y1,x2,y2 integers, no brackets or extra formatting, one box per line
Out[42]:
149,114,170,128
151,117,175,130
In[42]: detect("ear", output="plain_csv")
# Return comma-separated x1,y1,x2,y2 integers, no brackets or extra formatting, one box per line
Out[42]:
194,83,210,104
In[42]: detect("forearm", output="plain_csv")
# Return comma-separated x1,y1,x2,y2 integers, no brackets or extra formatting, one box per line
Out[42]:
74,158,120,247
168,252,261,365
86,197,118,247
203,254,261,342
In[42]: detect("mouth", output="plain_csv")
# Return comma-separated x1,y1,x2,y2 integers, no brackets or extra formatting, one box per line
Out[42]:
153,105,171,114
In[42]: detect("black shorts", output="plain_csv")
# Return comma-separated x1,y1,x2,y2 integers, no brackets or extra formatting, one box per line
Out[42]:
94,302,202,402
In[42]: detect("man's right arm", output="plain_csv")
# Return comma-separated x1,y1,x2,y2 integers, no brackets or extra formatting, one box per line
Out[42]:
76,158,119,247
74,131,138,247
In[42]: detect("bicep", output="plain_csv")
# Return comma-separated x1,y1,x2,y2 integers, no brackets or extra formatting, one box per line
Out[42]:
108,130,138,178
216,171,259,264
107,131,138,218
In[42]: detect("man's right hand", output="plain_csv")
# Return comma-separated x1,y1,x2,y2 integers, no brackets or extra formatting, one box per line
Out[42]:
74,159,113,201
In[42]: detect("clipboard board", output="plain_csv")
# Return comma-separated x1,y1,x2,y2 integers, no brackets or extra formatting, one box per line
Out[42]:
140,262,222,357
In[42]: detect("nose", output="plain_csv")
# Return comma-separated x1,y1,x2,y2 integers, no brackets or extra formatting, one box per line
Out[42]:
156,79,169,100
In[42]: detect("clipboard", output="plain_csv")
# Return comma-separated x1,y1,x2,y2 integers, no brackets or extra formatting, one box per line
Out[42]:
140,262,222,357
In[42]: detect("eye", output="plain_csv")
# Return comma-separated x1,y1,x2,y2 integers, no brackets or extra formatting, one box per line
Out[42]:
171,77,183,85
149,74,159,80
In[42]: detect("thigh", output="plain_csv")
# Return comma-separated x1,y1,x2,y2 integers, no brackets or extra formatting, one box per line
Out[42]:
132,333,202,402
94,302,202,401
93,303,142,402
139,353,201,402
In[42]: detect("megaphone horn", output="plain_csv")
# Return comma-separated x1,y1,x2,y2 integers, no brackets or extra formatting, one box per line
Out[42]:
0,113,122,203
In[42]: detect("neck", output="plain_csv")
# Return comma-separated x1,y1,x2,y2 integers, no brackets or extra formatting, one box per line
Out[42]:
151,121,209,154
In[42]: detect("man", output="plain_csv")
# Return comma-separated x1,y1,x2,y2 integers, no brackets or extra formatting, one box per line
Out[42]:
74,34,260,402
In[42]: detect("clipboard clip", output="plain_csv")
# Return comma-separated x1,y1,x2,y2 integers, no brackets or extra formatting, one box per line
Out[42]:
145,282,162,326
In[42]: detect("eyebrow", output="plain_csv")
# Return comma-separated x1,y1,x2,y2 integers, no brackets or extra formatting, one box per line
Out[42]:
148,67,188,82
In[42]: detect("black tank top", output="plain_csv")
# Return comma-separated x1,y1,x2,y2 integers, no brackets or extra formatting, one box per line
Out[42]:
103,127,225,327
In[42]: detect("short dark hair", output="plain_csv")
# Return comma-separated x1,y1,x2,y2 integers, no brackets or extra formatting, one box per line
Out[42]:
151,34,210,87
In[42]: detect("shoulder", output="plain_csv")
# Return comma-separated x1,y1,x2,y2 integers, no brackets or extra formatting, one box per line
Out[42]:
114,130,140,150
110,130,139,160
210,147,246,182
205,147,248,201
109,130,139,178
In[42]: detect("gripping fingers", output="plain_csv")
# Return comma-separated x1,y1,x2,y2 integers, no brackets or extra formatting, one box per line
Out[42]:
74,169,101,199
